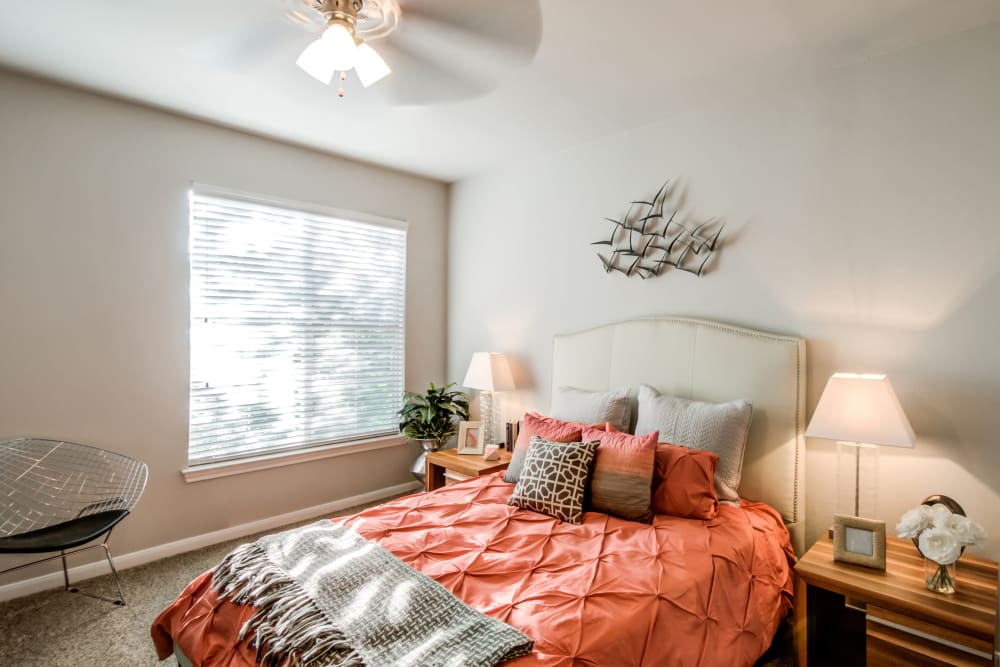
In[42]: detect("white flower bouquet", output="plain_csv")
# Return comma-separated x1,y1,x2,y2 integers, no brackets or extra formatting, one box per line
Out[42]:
896,503,986,593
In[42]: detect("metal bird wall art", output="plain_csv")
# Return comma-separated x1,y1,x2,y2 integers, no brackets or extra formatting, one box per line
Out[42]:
592,180,725,279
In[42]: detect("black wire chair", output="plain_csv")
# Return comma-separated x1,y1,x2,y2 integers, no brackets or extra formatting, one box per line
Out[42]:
0,438,148,605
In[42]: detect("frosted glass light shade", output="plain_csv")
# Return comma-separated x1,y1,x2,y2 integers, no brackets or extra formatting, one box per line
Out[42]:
296,23,357,83
321,23,358,71
355,42,391,87
462,353,515,392
806,373,915,448
296,38,337,84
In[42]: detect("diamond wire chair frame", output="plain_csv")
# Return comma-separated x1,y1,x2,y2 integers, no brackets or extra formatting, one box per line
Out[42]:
0,438,149,605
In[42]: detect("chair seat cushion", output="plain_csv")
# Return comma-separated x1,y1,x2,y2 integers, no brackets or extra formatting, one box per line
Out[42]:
0,510,130,554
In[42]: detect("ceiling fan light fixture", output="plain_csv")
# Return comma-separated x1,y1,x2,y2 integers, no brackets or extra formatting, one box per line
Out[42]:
296,37,337,84
354,42,391,87
318,21,358,71
293,0,395,95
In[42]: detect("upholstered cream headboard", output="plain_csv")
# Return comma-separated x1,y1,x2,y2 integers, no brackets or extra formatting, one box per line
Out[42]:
552,317,807,554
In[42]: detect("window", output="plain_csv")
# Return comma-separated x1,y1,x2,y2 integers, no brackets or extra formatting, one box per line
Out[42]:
188,188,406,466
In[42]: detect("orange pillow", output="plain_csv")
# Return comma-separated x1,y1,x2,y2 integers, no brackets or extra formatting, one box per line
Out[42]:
582,427,658,522
651,443,719,520
504,413,613,484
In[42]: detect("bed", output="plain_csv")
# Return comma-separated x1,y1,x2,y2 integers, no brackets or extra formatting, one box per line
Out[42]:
153,317,807,666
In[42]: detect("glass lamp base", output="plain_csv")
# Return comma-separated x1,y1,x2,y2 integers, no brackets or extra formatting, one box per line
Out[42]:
836,441,879,516
479,391,495,445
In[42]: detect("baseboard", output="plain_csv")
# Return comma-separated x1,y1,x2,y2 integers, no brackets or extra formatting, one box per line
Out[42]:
0,480,422,602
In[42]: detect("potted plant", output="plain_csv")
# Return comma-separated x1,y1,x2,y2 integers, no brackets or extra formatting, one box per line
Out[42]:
398,383,470,480
398,382,470,447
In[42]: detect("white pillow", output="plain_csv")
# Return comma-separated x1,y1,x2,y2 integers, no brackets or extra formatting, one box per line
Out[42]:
550,386,631,433
634,384,752,504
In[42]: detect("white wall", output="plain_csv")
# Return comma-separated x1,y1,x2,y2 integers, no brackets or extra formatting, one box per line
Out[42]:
0,70,448,583
449,23,1000,558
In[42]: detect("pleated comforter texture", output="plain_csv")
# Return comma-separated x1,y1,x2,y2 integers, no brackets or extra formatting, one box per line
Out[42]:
152,472,795,667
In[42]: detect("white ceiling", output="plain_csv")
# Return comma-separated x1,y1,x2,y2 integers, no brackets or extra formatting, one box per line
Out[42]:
2,1,999,182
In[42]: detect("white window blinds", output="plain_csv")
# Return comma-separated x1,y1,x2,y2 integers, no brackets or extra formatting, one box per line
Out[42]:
188,189,407,466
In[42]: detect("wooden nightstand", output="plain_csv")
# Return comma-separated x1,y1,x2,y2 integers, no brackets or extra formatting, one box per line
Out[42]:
795,534,997,667
424,448,512,493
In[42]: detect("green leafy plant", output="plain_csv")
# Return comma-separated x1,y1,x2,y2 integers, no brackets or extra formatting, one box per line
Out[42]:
397,382,470,443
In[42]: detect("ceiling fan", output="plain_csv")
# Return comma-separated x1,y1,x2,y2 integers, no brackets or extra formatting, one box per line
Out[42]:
272,0,543,103
289,0,396,95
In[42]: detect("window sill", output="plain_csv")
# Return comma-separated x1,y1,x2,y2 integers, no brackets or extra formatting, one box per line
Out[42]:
181,435,408,483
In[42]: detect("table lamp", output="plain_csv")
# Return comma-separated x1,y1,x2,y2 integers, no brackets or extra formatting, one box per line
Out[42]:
806,373,915,517
462,352,515,446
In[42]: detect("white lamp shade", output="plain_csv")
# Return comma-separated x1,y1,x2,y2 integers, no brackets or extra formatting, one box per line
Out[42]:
806,373,915,448
462,352,515,392
355,42,391,87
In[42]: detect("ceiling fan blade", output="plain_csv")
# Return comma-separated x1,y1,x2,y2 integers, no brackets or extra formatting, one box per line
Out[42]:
371,40,491,105
391,12,531,72
280,0,327,31
398,0,542,60
186,0,323,74
189,19,314,73
375,0,541,104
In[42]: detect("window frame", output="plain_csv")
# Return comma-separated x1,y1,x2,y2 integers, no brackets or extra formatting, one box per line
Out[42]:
184,184,409,477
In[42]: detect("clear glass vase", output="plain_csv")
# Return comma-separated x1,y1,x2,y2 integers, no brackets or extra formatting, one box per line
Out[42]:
924,558,957,594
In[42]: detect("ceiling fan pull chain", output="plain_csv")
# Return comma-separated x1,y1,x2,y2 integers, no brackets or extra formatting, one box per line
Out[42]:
338,71,346,98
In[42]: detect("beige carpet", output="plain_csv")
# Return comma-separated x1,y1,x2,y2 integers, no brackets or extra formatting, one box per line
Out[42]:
0,495,401,667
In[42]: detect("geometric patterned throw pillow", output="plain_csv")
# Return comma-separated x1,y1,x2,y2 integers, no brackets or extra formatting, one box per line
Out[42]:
507,436,599,524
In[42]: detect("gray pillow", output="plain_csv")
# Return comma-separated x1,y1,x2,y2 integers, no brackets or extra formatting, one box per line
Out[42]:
508,436,600,524
634,384,752,504
550,386,631,433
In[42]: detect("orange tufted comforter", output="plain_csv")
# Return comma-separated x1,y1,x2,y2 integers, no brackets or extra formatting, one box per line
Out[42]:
152,472,794,667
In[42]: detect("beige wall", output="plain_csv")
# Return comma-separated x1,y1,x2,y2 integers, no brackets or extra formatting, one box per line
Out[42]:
449,23,1000,558
0,70,448,584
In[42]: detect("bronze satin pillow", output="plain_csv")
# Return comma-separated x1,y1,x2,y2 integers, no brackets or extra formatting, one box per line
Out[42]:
651,443,720,520
582,427,658,523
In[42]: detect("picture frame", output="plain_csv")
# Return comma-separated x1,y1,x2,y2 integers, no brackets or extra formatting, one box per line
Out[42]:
832,514,887,570
456,421,484,455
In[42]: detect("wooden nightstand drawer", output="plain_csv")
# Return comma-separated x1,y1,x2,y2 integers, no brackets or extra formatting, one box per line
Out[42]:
866,605,993,667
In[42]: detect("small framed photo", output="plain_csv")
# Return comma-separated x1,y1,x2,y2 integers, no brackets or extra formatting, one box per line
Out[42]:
833,514,886,570
457,421,483,455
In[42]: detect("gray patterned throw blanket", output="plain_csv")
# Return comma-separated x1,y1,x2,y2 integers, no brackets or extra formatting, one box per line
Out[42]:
212,520,533,667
